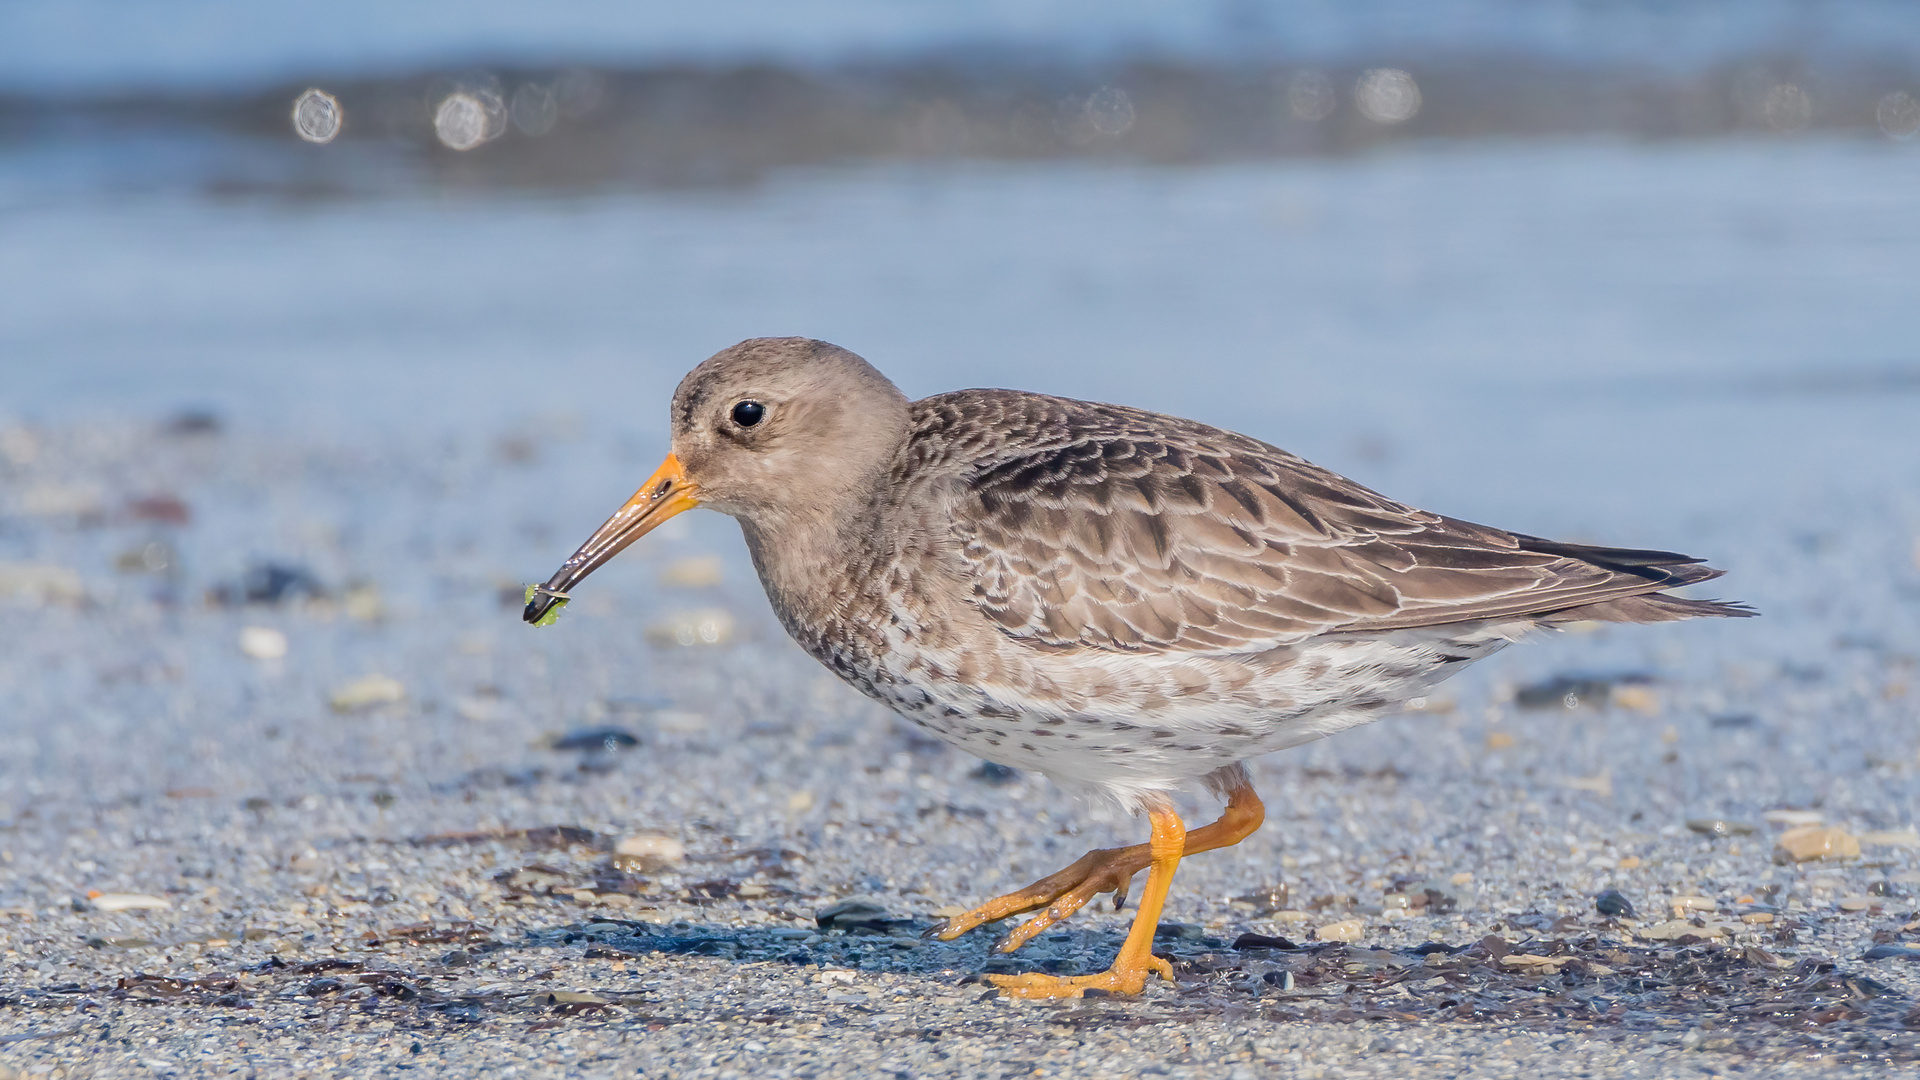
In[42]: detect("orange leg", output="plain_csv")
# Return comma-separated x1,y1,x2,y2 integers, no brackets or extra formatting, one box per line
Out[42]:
986,799,1187,999
934,774,1265,956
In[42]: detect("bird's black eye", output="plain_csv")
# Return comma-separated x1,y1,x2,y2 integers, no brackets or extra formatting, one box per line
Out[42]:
730,400,765,427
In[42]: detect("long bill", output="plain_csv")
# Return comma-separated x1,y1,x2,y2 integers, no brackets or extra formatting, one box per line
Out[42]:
522,453,702,625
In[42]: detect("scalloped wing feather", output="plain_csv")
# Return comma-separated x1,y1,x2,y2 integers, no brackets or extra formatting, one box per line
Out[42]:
913,390,1742,655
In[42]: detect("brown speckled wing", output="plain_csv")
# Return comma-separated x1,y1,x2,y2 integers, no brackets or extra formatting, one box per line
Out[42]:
912,390,1731,655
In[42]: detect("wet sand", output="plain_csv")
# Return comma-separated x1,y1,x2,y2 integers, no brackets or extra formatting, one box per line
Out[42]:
1,401,1916,1077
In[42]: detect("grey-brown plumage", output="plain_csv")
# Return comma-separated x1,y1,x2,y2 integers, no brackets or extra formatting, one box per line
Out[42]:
530,337,1750,809
921,389,1739,649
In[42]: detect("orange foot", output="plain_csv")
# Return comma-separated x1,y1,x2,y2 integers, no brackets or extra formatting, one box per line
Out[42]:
987,954,1175,1000
979,797,1193,1000
932,769,1266,958
931,845,1147,954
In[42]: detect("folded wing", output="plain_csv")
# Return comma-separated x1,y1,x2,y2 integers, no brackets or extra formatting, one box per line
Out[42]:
931,392,1748,655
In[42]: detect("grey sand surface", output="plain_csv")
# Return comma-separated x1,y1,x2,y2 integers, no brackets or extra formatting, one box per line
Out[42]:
2,414,1918,1077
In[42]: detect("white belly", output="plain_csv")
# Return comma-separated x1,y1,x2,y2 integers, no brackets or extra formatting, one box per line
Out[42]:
862,620,1531,807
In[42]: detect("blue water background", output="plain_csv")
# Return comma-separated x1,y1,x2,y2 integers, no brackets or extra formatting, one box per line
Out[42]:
5,0,1920,93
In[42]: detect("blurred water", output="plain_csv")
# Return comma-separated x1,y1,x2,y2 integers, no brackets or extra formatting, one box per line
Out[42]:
5,135,1919,540
5,0,1919,93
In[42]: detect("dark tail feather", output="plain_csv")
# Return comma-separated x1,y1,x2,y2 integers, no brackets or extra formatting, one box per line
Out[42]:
1511,533,1711,575
1509,533,1756,621
1546,594,1757,623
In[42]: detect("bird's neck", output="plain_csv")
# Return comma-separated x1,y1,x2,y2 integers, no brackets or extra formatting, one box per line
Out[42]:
735,487,900,646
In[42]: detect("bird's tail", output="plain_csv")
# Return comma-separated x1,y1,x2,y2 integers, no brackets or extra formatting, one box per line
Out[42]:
1512,534,1757,622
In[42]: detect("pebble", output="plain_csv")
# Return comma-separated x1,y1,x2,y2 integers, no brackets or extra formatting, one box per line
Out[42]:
815,900,897,932
1501,953,1570,970
1396,877,1470,914
1610,685,1660,714
1740,911,1775,925
1561,771,1611,797
329,674,406,712
454,697,503,722
1513,675,1617,710
651,710,709,733
211,562,325,606
547,727,641,752
1232,932,1300,950
971,762,1019,785
1669,895,1717,915
1863,943,1920,961
1762,809,1825,827
537,991,611,1006
1773,825,1861,863
0,562,84,605
161,409,221,436
88,892,171,912
659,555,725,588
238,626,289,660
115,541,177,575
1685,818,1754,837
1593,889,1636,918
1270,910,1314,923
20,482,104,518
1314,918,1364,943
1859,828,1920,848
645,608,736,648
1231,883,1291,914
342,583,385,621
124,493,191,524
1637,919,1728,941
612,834,686,871
1836,896,1874,912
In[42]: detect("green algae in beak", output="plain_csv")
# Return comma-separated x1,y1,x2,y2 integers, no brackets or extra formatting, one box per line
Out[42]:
524,584,570,627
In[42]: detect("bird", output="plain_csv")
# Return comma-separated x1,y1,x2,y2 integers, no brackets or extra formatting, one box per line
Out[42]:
524,337,1751,999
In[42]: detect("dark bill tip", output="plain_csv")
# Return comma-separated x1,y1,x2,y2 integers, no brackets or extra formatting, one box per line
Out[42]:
522,578,574,625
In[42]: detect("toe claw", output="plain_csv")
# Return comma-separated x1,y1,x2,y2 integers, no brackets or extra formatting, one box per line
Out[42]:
921,919,953,940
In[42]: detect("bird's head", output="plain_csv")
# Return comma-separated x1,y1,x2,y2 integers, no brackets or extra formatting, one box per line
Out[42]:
524,337,910,624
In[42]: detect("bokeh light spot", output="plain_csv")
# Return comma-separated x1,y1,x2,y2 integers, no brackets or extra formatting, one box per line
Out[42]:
1879,91,1920,140
1355,69,1421,124
511,84,558,137
1085,87,1135,137
290,88,341,144
1287,70,1336,122
1762,83,1811,133
435,91,503,151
